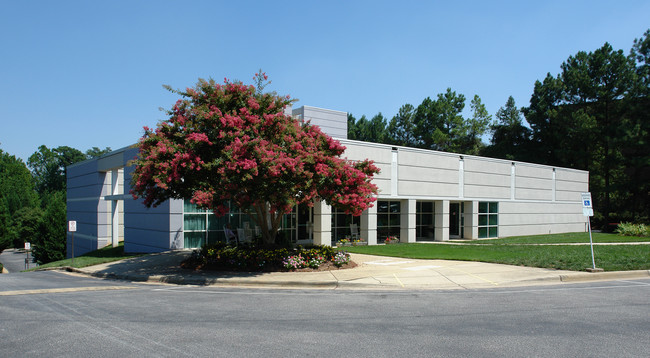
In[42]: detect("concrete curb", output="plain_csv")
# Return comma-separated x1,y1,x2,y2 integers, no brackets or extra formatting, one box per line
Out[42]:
53,264,650,290
559,270,650,282
61,266,650,290
1,267,8,274
65,267,342,288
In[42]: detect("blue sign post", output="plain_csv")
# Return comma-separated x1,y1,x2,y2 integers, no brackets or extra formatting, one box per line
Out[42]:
581,192,599,271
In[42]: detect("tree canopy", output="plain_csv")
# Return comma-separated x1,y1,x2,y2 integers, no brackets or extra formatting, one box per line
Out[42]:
0,150,39,250
484,96,531,160
131,73,379,245
350,89,490,154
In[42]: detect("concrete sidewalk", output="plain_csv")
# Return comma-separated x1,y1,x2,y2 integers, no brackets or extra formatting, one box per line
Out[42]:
56,250,650,290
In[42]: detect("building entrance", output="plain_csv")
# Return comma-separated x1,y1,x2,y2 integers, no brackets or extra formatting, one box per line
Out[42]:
296,204,313,244
450,202,461,238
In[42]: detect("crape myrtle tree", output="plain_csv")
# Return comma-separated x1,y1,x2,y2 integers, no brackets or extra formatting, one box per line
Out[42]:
130,73,380,246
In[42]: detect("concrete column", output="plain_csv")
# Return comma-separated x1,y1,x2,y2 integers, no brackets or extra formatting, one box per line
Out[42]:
361,204,377,245
391,149,398,197
111,201,119,247
110,168,124,248
434,200,449,241
400,199,416,243
511,163,516,200
97,171,111,248
312,201,332,246
463,201,478,240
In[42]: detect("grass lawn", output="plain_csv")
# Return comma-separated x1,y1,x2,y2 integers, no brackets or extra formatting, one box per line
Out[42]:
341,233,650,271
30,243,141,271
471,232,650,245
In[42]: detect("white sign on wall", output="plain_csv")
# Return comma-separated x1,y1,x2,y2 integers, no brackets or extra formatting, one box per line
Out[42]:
68,220,77,232
581,192,594,217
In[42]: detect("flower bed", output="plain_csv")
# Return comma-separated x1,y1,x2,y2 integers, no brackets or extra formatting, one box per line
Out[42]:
336,238,367,247
181,243,353,272
384,236,400,244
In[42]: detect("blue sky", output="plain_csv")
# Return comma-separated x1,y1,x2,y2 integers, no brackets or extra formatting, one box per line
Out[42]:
1,0,649,162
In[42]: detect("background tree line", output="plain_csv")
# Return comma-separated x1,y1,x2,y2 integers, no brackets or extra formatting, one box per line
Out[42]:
0,145,111,263
348,29,650,229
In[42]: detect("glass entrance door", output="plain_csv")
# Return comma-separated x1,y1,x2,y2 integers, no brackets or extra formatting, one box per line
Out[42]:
296,204,313,244
450,202,460,238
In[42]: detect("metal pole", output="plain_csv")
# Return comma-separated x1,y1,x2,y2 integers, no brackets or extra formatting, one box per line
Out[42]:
587,216,596,270
71,232,75,266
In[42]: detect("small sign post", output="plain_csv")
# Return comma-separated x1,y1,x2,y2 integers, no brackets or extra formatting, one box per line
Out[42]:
68,221,77,265
581,193,600,271
24,242,31,270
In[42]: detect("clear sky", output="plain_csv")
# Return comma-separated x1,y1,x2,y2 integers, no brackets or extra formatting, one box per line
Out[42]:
1,0,648,162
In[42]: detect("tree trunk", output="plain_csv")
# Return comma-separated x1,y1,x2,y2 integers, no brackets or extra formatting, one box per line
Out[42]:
252,202,281,246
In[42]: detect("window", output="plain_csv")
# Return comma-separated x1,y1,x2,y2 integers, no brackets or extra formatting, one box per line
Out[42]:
377,200,400,242
279,207,297,243
183,200,230,248
183,200,307,248
478,202,498,238
331,207,360,242
416,201,435,241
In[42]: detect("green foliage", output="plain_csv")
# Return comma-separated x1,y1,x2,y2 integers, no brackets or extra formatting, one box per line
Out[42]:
463,95,491,155
413,88,468,152
0,149,39,250
85,146,112,159
30,242,140,270
387,104,418,147
28,145,86,194
183,243,340,271
348,113,388,143
523,33,649,226
367,113,389,143
342,239,650,271
8,206,43,248
1,145,108,258
483,96,532,160
615,223,649,237
32,191,67,264
470,232,650,244
349,90,490,155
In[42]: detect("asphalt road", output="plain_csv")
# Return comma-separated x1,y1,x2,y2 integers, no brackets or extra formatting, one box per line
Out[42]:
1,271,649,357
0,249,37,272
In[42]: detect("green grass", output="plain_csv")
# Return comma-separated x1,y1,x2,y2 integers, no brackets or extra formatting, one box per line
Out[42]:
470,232,650,245
340,233,650,271
30,243,141,271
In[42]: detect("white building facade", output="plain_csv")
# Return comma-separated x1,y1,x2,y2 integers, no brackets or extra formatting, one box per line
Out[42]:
66,106,589,256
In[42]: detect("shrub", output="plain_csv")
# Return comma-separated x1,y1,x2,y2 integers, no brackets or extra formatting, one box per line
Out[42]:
184,243,343,272
332,251,351,267
283,255,306,269
307,255,325,268
616,222,649,237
